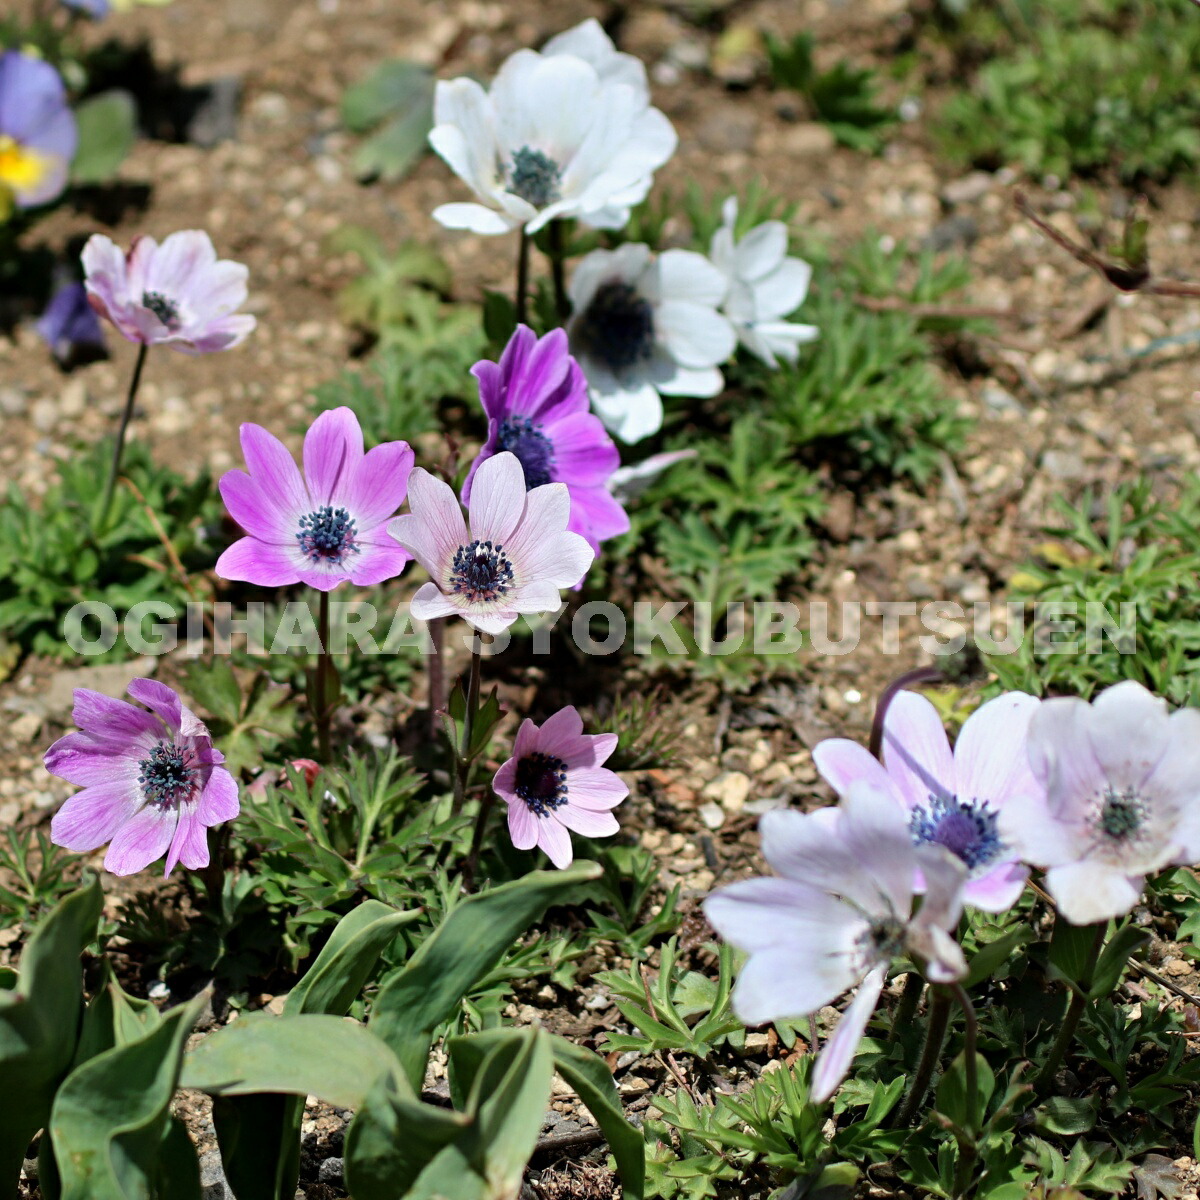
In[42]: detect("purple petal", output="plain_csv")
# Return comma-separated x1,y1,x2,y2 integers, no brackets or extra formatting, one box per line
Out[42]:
198,767,240,825
81,234,136,337
345,534,411,588
344,440,415,529
567,486,629,548
0,53,76,205
240,423,309,516
70,687,162,741
139,229,217,297
954,692,1041,806
219,468,298,542
37,282,106,363
963,863,1029,913
996,789,1078,868
881,691,956,809
546,410,619,485
493,756,519,802
538,705,585,746
125,678,183,732
811,965,886,1104
179,313,256,354
103,804,177,875
537,816,574,868
911,844,966,932
388,468,467,577
813,737,893,797
304,408,365,507
44,733,139,786
164,805,211,876
505,485,595,589
215,536,304,587
837,782,917,918
507,799,539,850
50,782,140,853
467,452,527,546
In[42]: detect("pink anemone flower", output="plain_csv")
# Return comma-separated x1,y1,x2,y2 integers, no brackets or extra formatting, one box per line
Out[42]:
215,407,414,592
493,705,628,868
44,679,239,877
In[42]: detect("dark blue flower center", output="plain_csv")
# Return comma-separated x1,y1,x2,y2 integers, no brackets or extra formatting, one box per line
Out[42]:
449,540,514,603
1099,785,1144,841
138,741,195,809
515,751,568,817
860,916,905,963
142,290,181,331
910,794,1002,872
508,146,562,209
297,506,359,565
498,418,555,489
576,282,656,372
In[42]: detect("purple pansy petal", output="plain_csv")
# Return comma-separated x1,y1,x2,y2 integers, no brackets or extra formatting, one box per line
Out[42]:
304,407,364,507
812,737,894,797
1045,861,1144,925
468,452,527,545
0,53,76,206
556,805,620,837
953,691,1041,807
345,440,416,528
215,536,306,587
811,965,886,1104
104,805,177,876
882,691,956,809
537,817,574,869
507,800,540,850
50,782,140,853
37,281,106,363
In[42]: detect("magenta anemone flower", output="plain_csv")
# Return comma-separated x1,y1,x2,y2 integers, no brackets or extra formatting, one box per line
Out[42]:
81,230,256,354
43,679,239,877
813,691,1040,913
493,705,628,869
1001,680,1200,925
704,782,967,1103
0,52,77,210
215,407,414,592
462,326,629,555
387,451,595,634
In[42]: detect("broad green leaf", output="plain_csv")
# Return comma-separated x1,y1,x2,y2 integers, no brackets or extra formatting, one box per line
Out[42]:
935,1050,995,1135
369,862,602,1088
1036,1094,1100,1136
341,60,432,131
71,92,137,185
965,926,1033,988
1088,923,1150,999
50,994,204,1200
0,880,103,1194
1047,918,1105,987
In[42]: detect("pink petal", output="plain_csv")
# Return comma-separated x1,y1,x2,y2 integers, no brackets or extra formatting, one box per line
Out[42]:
1087,680,1171,793
462,607,519,635
44,734,140,787
811,965,886,1104
215,536,305,587
545,411,619,485
964,863,1029,913
467,452,527,546
813,738,894,798
512,718,539,760
997,790,1078,868
1027,698,1107,813
181,313,256,354
953,692,1041,806
142,229,218,297
51,782,141,853
104,805,177,875
507,800,539,850
564,767,628,810
538,706,585,745
567,486,629,547
70,687,162,742
241,423,309,516
837,782,917,917
344,440,415,529
881,691,956,809
390,469,467,576
219,468,299,541
409,582,461,622
537,815,574,868
346,536,411,588
164,805,210,876
555,803,620,837
304,408,364,507
198,767,240,825
493,756,519,801
125,678,183,731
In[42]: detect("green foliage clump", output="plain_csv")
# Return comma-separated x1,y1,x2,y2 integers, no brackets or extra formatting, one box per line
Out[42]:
935,0,1200,181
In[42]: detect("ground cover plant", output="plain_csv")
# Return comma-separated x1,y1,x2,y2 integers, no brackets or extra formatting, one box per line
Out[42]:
5,2,1200,1200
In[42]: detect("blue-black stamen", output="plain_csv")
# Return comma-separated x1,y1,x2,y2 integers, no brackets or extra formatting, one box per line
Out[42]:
508,146,562,209
297,506,359,565
576,281,655,372
498,418,555,490
449,540,514,603
142,290,181,331
1099,785,1144,841
138,741,195,809
515,750,568,817
910,794,1002,872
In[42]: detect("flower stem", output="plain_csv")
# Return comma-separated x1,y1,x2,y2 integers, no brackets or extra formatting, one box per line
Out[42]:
949,982,980,1199
889,971,926,1043
548,220,569,321
100,341,148,529
515,229,531,326
1035,921,1106,1095
314,589,333,763
893,985,951,1127
869,665,944,760
458,642,488,891
428,616,446,741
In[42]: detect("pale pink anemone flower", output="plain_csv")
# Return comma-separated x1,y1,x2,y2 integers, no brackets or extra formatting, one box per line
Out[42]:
215,407,414,592
387,451,595,635
813,691,1040,913
704,782,967,1104
1001,680,1200,925
43,679,239,878
493,705,628,868
82,229,256,354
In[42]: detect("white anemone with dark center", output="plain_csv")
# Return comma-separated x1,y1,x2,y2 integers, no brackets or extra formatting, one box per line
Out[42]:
567,243,737,443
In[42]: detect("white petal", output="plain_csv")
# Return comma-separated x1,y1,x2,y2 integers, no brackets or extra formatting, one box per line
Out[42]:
734,221,788,281
1045,861,1144,925
811,965,886,1104
431,203,516,234
656,248,729,308
656,301,737,368
751,258,814,319
653,362,724,399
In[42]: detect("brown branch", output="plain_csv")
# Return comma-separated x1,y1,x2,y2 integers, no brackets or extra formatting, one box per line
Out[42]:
854,295,1019,320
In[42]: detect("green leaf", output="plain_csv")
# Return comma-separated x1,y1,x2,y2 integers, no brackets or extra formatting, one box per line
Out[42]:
71,91,138,185
965,926,1033,988
0,879,103,1193
1089,923,1150,999
1036,1094,1100,1136
369,862,602,1089
1048,919,1105,987
935,1051,995,1135
341,60,434,181
50,993,205,1200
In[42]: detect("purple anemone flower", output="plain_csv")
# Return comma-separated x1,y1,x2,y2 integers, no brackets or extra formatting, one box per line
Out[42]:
813,690,1040,913
62,0,110,16
704,782,967,1103
82,230,256,355
387,451,595,635
1001,680,1200,925
44,679,239,877
215,407,415,593
0,52,78,210
493,705,628,869
37,280,106,365
462,326,629,556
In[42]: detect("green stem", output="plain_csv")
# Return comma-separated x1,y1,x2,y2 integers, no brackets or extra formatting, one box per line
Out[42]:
100,341,148,528
949,983,980,1199
1035,922,1106,1094
893,986,951,1127
869,665,943,760
515,229,530,326
314,589,333,763
889,971,926,1043
548,220,569,321
428,616,446,741
457,644,488,890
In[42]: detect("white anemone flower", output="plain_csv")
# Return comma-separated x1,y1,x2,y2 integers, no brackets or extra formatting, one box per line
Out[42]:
543,19,649,96
1000,680,1200,925
709,196,819,367
429,37,676,236
567,243,736,444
